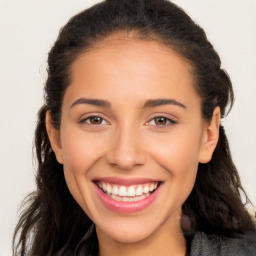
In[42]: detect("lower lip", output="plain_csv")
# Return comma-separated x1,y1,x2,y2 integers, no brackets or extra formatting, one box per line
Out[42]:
94,182,162,213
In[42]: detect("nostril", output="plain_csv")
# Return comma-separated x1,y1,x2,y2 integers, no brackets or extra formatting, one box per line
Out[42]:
106,130,147,169
106,148,146,170
109,160,138,171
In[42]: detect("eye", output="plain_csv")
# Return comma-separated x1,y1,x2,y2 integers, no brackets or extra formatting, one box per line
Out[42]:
81,116,108,125
146,116,177,126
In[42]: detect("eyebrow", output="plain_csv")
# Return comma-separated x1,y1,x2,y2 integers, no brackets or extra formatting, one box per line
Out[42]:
142,99,187,109
70,98,111,109
70,97,186,110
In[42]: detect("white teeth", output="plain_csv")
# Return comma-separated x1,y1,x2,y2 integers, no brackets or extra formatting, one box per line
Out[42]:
98,181,159,199
149,183,155,192
109,193,150,202
118,186,126,196
143,186,149,194
102,182,107,191
111,194,121,201
112,185,119,195
106,183,112,195
135,186,144,196
127,186,136,196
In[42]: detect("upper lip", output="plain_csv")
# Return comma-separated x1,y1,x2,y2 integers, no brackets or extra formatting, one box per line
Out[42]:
93,177,162,186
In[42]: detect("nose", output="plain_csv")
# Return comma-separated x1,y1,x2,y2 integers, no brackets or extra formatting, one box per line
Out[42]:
106,126,146,170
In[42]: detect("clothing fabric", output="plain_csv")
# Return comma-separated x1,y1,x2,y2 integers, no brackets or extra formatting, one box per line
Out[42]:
189,231,256,256
55,225,256,256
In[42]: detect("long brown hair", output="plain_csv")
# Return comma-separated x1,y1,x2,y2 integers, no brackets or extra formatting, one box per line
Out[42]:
13,0,255,255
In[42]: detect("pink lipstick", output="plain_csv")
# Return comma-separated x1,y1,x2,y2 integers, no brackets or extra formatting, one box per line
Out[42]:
93,177,162,213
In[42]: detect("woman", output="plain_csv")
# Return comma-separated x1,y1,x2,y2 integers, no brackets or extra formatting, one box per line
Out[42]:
13,0,256,255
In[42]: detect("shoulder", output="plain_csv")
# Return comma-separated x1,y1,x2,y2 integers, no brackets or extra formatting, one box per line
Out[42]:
189,231,256,256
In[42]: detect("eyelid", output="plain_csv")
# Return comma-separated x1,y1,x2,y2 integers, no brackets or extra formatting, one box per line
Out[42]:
145,114,178,127
78,113,110,125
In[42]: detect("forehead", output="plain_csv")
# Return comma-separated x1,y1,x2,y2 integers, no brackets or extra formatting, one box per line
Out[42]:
65,38,199,108
73,38,192,75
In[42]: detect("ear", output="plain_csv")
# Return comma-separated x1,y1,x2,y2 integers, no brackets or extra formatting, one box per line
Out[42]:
199,107,221,164
45,111,63,164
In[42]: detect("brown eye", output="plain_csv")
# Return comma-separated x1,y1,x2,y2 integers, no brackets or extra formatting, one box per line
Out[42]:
89,116,102,124
146,116,177,127
154,117,168,125
83,116,107,125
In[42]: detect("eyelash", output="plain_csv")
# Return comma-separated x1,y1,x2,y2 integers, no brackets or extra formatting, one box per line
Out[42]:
79,115,177,127
146,116,177,127
79,115,108,126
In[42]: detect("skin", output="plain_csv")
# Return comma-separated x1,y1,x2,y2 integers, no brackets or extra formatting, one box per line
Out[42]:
46,37,220,256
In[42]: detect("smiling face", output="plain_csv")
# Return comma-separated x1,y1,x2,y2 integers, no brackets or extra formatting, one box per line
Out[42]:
46,37,220,246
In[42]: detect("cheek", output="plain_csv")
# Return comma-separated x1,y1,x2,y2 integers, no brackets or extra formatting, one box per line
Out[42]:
151,132,201,173
59,128,108,214
146,125,203,202
60,128,106,173
153,131,201,207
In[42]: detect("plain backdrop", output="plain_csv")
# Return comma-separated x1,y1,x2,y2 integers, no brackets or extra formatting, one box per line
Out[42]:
0,0,255,255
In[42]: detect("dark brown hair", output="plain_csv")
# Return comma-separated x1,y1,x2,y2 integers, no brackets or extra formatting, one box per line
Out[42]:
13,0,255,255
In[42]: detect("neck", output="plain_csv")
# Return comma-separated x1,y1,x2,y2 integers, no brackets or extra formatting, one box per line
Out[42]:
96,216,187,256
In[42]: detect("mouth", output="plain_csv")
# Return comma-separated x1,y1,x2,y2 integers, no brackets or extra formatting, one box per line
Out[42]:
95,181,159,202
93,179,162,213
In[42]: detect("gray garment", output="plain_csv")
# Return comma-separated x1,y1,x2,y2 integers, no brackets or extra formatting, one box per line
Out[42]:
189,232,256,256
55,225,256,256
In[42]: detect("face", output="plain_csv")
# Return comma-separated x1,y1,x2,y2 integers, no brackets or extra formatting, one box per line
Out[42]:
47,38,220,244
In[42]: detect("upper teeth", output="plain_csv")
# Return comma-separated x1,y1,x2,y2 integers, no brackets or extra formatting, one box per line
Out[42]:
97,182,158,197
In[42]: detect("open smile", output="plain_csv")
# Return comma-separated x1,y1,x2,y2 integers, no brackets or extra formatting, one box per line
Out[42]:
93,178,162,213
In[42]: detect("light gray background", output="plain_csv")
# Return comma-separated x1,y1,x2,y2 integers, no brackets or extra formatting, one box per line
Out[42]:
0,0,255,255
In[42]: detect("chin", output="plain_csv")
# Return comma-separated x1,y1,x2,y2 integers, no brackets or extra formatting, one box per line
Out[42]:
98,221,157,244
